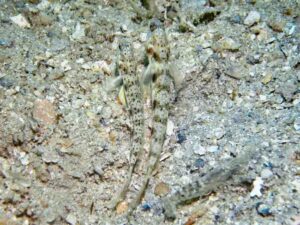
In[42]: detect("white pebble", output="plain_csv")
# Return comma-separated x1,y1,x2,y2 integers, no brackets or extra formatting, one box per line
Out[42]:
179,175,192,185
194,145,206,155
19,152,30,166
260,168,273,179
120,24,128,32
250,177,263,197
71,23,85,41
37,0,51,11
207,145,219,153
10,14,31,28
140,32,148,42
66,214,77,225
174,149,184,159
76,58,85,64
61,60,71,72
214,128,225,139
166,120,174,136
244,11,261,26
294,117,300,131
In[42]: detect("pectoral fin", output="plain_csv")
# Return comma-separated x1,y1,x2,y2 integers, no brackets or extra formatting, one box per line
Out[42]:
118,85,127,107
104,76,123,92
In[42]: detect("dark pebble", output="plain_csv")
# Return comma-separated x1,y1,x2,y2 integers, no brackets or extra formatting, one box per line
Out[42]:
0,39,12,47
176,130,186,144
15,1,26,8
47,31,56,38
194,158,205,168
141,203,151,211
246,55,261,65
0,77,14,88
231,15,242,24
99,118,108,126
195,45,203,54
256,202,272,217
214,214,221,222
263,162,273,169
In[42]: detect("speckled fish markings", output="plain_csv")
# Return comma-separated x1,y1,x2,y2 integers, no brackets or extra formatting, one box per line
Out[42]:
106,39,145,209
128,21,180,214
162,147,257,220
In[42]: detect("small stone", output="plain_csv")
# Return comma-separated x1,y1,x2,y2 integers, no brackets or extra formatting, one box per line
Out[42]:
0,39,12,47
284,23,296,35
174,149,184,159
214,128,225,139
0,77,13,89
120,24,128,33
15,176,32,189
224,64,245,79
140,32,148,42
37,0,51,10
141,203,151,211
60,60,71,72
244,11,260,26
293,97,300,106
66,214,77,225
256,203,272,217
93,61,111,74
263,162,273,169
33,99,57,125
259,95,267,102
10,14,31,28
71,23,85,41
50,39,69,52
25,63,37,74
250,177,263,197
82,60,111,74
268,19,286,32
166,120,174,136
42,148,60,163
68,169,84,180
101,106,112,120
246,54,261,65
19,152,30,166
176,130,186,144
116,201,128,214
231,15,242,24
194,145,206,155
260,168,273,179
44,208,57,223
154,182,170,197
180,175,192,185
76,58,85,64
198,32,213,48
261,73,272,85
294,117,300,132
207,145,219,153
212,37,241,52
93,163,104,176
194,158,205,168
278,80,297,102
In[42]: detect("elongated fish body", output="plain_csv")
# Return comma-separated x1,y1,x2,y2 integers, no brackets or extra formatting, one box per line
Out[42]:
107,39,145,209
162,148,256,220
128,21,175,213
